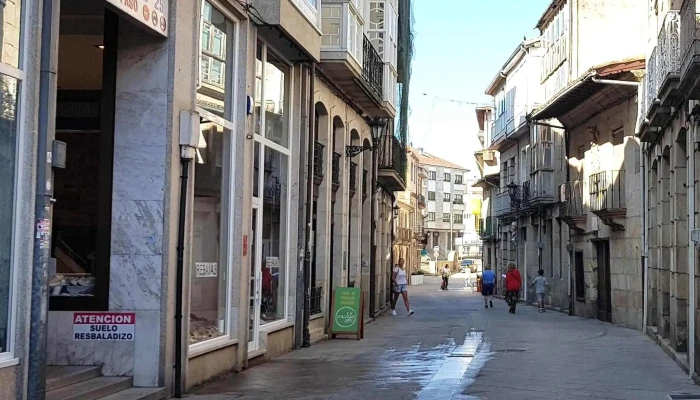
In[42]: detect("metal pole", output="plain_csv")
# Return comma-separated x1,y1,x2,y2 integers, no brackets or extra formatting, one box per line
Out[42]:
688,110,697,378
369,136,378,318
173,157,190,398
302,64,316,348
28,0,60,398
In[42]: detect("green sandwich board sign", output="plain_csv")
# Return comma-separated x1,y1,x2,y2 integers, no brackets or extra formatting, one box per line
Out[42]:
330,287,364,340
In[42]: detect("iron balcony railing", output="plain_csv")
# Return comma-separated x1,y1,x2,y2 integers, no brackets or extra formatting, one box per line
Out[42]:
479,216,496,239
494,189,511,217
332,152,341,189
417,194,426,207
643,11,681,120
589,170,626,212
310,286,323,315
561,181,585,217
511,181,531,211
681,0,699,72
363,35,384,97
314,141,324,180
377,134,407,183
349,161,358,196
453,199,464,205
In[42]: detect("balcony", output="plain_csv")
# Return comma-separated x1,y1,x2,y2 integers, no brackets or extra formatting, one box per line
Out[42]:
479,217,497,241
332,152,341,191
589,170,626,231
417,194,426,209
396,227,412,244
314,141,324,185
349,161,358,197
494,189,512,218
376,135,407,192
640,11,681,142
680,0,700,100
319,3,391,117
558,181,586,233
251,0,321,60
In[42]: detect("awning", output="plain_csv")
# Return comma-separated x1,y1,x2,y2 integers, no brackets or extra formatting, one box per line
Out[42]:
531,59,645,122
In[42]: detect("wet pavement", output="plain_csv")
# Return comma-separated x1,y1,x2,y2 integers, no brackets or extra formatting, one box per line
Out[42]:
188,275,700,400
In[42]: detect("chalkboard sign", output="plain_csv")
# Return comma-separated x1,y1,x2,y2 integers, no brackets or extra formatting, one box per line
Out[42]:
330,288,364,340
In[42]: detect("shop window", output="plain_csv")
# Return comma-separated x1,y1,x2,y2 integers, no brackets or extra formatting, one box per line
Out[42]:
190,1,238,347
250,40,292,338
0,0,23,360
0,74,19,356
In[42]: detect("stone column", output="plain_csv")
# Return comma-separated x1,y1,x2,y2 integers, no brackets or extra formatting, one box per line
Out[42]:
671,145,689,351
109,24,169,387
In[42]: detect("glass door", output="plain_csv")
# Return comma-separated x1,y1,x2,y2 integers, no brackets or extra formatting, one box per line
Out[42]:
248,207,261,351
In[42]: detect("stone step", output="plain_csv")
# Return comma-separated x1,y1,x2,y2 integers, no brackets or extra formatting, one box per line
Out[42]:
46,376,132,400
98,387,166,400
46,366,103,392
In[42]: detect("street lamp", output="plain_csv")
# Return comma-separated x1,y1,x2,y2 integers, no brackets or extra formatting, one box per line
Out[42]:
393,205,400,218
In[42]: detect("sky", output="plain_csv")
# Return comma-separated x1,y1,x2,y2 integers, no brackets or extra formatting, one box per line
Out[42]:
407,0,552,177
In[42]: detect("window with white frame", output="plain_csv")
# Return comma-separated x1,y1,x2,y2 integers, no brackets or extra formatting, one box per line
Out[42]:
290,0,322,27
368,1,385,57
191,1,239,348
530,125,554,172
321,6,341,46
0,0,25,360
253,41,292,327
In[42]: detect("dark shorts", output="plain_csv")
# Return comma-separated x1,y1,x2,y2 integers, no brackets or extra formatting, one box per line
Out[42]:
482,283,494,296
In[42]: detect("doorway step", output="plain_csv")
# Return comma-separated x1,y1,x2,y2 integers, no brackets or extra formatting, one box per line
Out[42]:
46,366,165,400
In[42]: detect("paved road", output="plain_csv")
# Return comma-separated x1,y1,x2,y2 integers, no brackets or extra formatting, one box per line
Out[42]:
189,275,700,400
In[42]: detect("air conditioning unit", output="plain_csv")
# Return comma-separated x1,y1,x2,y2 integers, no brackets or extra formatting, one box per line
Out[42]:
559,183,567,202
483,150,494,161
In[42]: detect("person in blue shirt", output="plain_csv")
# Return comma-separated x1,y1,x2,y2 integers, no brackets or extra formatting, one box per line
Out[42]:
481,266,496,309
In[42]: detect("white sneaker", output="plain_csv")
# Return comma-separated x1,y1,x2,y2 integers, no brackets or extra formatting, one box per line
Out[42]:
408,310,415,316
391,310,397,316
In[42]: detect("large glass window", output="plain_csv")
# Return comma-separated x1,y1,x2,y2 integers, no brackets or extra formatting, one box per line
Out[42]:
191,1,237,348
252,41,291,329
0,74,19,356
0,0,23,361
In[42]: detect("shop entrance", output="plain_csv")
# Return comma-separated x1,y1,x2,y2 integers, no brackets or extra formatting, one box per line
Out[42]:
50,1,117,311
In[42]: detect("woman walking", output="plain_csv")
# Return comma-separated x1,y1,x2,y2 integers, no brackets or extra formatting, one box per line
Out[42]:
505,262,522,314
391,258,415,316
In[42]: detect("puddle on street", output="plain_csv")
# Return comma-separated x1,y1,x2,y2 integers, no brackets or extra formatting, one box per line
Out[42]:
414,331,493,400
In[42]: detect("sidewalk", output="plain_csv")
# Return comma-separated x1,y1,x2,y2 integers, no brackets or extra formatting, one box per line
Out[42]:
188,276,700,400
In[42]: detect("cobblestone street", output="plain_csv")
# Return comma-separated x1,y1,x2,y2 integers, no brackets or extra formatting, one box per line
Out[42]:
188,276,700,400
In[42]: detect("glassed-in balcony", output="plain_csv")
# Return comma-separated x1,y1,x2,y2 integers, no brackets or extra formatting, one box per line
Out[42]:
640,11,681,142
319,2,389,117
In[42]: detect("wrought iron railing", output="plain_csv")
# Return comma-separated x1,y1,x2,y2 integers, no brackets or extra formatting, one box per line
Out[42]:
417,194,426,207
494,189,511,217
511,181,531,211
659,11,681,86
681,0,699,67
363,35,384,97
479,217,496,239
332,152,341,189
314,141,324,180
349,161,358,196
310,286,323,315
561,181,585,217
644,47,659,120
589,170,626,212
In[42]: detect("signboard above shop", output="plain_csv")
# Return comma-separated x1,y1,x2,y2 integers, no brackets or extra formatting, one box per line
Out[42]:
106,0,168,37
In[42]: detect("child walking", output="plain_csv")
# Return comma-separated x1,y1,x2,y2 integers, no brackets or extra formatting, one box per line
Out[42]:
530,269,549,312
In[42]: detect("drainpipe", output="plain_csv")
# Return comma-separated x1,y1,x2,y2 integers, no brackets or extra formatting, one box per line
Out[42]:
564,129,573,316
591,77,641,87
28,0,60,398
689,106,697,378
173,156,191,398
369,135,379,318
642,139,648,334
302,64,316,348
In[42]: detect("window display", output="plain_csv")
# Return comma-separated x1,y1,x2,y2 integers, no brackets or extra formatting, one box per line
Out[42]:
190,0,236,346
260,148,288,323
0,74,19,354
251,41,291,333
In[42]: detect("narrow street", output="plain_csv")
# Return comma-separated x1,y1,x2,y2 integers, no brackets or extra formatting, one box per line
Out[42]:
189,276,700,400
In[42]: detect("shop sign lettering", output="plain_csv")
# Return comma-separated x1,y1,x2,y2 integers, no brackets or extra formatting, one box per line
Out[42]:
73,312,135,341
106,0,168,37
196,262,218,278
